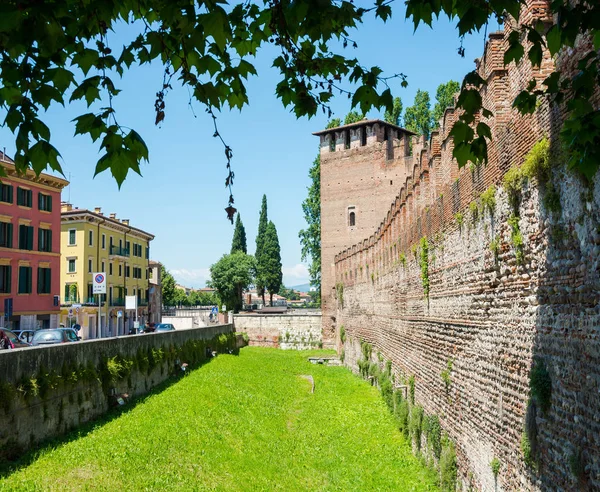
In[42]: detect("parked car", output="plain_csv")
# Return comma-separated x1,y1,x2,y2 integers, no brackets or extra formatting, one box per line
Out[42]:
155,323,175,332
2,329,31,348
59,328,81,341
13,329,35,344
31,328,78,346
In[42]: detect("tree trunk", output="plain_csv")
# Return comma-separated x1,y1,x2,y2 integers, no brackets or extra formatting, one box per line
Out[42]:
269,292,273,307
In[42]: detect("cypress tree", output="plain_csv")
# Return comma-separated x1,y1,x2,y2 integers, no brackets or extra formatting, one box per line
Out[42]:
231,213,247,254
255,195,268,305
262,221,283,306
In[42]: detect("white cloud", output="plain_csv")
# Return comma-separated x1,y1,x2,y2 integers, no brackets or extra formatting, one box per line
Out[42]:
171,268,210,288
282,263,310,286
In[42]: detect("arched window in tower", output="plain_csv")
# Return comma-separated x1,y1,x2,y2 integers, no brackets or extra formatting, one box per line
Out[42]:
348,206,356,227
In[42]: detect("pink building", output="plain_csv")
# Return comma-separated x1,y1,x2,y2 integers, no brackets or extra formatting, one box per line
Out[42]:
0,150,69,330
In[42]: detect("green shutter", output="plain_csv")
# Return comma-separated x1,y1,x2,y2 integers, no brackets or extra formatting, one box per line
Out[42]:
46,268,51,293
48,229,52,252
38,228,42,251
48,195,52,212
38,192,43,210
8,185,13,204
7,265,11,294
37,267,42,293
7,223,12,248
27,226,33,250
19,225,25,249
18,267,24,293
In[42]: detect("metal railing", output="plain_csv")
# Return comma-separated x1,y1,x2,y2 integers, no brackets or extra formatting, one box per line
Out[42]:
109,246,130,257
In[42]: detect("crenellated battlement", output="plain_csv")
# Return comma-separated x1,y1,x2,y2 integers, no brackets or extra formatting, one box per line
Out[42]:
330,22,553,284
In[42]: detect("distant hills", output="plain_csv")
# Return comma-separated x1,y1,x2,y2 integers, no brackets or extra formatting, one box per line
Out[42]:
289,283,312,292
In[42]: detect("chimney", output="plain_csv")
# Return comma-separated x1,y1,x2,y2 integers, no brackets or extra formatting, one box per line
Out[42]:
109,213,117,219
61,202,73,212
94,207,101,213
122,219,129,225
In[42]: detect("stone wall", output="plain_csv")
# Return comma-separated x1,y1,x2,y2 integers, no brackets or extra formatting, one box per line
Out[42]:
329,3,600,491
233,313,322,349
0,324,239,459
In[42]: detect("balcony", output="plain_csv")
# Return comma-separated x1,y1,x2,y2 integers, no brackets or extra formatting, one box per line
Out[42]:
111,297,125,306
109,246,130,258
139,299,148,306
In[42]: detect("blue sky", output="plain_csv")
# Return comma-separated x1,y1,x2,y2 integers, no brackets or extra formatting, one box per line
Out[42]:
0,7,497,288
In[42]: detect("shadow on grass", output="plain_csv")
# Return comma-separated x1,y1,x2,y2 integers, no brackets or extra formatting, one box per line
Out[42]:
0,352,232,479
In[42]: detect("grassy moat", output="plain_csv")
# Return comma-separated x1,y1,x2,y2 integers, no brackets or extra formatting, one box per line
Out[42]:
0,347,437,491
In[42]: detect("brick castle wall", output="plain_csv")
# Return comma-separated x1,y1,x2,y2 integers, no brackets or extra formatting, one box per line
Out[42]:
322,2,600,490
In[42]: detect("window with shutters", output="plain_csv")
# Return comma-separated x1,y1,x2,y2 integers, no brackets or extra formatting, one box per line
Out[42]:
88,230,93,246
0,184,13,203
118,264,122,276
0,222,13,248
102,234,106,249
88,258,92,273
38,193,52,211
18,225,34,250
109,262,113,275
68,229,76,245
0,265,11,293
37,267,51,294
145,246,149,259
16,187,32,207
38,228,52,252
18,266,32,294
125,265,130,278
68,259,76,273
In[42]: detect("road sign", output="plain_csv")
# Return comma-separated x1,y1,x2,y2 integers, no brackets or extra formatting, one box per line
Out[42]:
117,310,123,318
125,296,137,310
211,306,218,315
93,272,106,294
73,303,81,314
68,308,73,316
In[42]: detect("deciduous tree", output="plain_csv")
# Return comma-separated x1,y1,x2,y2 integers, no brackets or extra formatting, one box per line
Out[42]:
0,1,598,193
299,117,344,305
432,81,460,127
160,265,177,307
404,90,432,139
384,97,403,126
344,111,365,125
209,251,255,313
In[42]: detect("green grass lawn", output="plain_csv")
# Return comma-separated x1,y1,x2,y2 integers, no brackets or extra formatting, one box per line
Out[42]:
0,347,437,491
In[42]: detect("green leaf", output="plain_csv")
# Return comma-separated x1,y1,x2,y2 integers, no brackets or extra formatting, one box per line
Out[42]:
71,49,100,75
512,90,538,114
528,44,543,68
453,142,476,168
504,31,524,66
46,67,76,92
31,119,51,141
34,84,64,109
124,129,149,162
476,122,492,140
69,76,102,106
546,25,562,56
449,121,474,143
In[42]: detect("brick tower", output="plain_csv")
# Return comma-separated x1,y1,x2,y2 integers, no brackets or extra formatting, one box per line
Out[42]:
315,119,416,347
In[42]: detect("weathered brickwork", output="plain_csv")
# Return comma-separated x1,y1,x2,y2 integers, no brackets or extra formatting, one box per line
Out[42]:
320,2,600,490
233,313,322,349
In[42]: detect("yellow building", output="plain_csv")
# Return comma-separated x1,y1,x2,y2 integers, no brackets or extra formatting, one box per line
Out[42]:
60,204,155,339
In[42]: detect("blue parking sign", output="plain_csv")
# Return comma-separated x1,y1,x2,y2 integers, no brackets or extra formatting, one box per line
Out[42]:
211,306,218,315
